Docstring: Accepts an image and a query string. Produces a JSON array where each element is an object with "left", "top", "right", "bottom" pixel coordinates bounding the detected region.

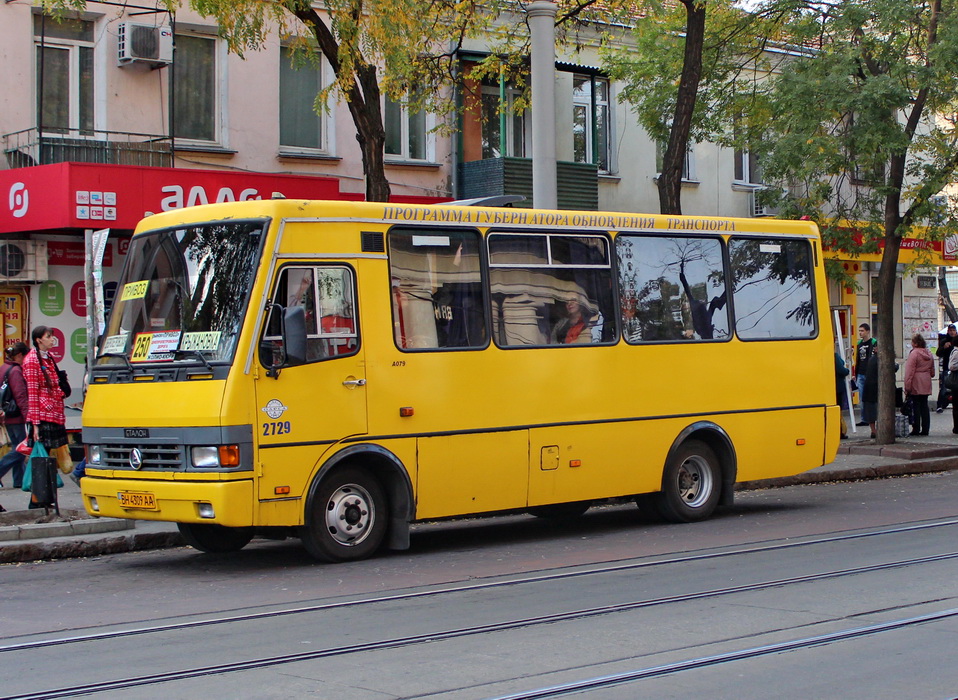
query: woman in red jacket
[
  {"left": 904, "top": 333, "right": 936, "bottom": 436},
  {"left": 22, "top": 326, "right": 67, "bottom": 508}
]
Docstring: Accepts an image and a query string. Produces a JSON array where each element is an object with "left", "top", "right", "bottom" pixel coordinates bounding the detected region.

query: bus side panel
[
  {"left": 415, "top": 431, "right": 528, "bottom": 519},
  {"left": 722, "top": 406, "right": 826, "bottom": 482},
  {"left": 528, "top": 423, "right": 665, "bottom": 506}
]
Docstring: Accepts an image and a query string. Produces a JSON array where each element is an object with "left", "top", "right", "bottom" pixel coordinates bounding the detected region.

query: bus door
[{"left": 255, "top": 264, "right": 367, "bottom": 501}]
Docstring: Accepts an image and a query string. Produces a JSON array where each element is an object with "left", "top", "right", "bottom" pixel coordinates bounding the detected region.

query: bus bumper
[{"left": 80, "top": 476, "right": 254, "bottom": 527}]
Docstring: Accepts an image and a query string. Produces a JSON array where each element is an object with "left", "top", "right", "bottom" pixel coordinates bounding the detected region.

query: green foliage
[
  {"left": 756, "top": 0, "right": 958, "bottom": 249},
  {"left": 600, "top": 0, "right": 788, "bottom": 149}
]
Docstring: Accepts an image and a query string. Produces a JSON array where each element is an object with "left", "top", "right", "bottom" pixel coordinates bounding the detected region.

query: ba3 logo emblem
[{"left": 261, "top": 399, "right": 292, "bottom": 436}]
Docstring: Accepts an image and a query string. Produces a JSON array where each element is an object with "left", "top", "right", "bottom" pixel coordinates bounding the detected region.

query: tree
[
  {"left": 757, "top": 0, "right": 958, "bottom": 443},
  {"left": 601, "top": 0, "right": 790, "bottom": 215},
  {"left": 43, "top": 0, "right": 500, "bottom": 202}
]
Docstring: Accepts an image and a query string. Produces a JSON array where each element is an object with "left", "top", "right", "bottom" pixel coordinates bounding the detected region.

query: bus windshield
[{"left": 96, "top": 219, "right": 267, "bottom": 367}]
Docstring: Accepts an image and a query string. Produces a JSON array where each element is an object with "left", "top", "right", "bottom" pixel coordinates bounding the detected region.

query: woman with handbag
[
  {"left": 903, "top": 334, "right": 935, "bottom": 436},
  {"left": 22, "top": 326, "right": 68, "bottom": 509},
  {"left": 0, "top": 342, "right": 30, "bottom": 488}
]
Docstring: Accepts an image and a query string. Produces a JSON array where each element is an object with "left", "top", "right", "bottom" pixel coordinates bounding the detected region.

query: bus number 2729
[{"left": 262, "top": 421, "right": 292, "bottom": 436}]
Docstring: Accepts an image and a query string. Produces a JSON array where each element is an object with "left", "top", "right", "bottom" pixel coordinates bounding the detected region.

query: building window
[
  {"left": 655, "top": 140, "right": 694, "bottom": 181},
  {"left": 481, "top": 84, "right": 526, "bottom": 159},
  {"left": 734, "top": 148, "right": 763, "bottom": 185},
  {"left": 279, "top": 46, "right": 325, "bottom": 150},
  {"left": 173, "top": 33, "right": 217, "bottom": 142},
  {"left": 34, "top": 14, "right": 94, "bottom": 134},
  {"left": 572, "top": 75, "right": 611, "bottom": 173},
  {"left": 385, "top": 96, "right": 428, "bottom": 161}
]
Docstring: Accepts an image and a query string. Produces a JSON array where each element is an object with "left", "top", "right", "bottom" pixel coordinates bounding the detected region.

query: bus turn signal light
[
  {"left": 796, "top": 439, "right": 806, "bottom": 446},
  {"left": 218, "top": 445, "right": 241, "bottom": 466},
  {"left": 274, "top": 486, "right": 290, "bottom": 495},
  {"left": 399, "top": 407, "right": 414, "bottom": 417}
]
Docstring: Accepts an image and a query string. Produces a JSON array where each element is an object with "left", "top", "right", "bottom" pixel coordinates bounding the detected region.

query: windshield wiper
[
  {"left": 98, "top": 352, "right": 133, "bottom": 371},
  {"left": 174, "top": 349, "right": 214, "bottom": 372}
]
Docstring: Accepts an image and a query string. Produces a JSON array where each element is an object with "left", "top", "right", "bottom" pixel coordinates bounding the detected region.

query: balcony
[
  {"left": 459, "top": 157, "right": 599, "bottom": 210},
  {"left": 2, "top": 128, "right": 172, "bottom": 169}
]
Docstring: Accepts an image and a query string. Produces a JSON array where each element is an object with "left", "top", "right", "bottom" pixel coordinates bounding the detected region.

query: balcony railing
[
  {"left": 459, "top": 157, "right": 599, "bottom": 210},
  {"left": 2, "top": 128, "right": 173, "bottom": 169}
]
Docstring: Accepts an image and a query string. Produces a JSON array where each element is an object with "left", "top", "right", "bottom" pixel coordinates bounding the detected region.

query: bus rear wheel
[
  {"left": 652, "top": 439, "right": 721, "bottom": 523},
  {"left": 301, "top": 467, "right": 388, "bottom": 562},
  {"left": 177, "top": 523, "right": 254, "bottom": 553}
]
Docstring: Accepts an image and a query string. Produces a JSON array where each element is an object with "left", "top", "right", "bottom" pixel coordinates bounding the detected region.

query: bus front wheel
[
  {"left": 653, "top": 439, "right": 721, "bottom": 523},
  {"left": 177, "top": 523, "right": 254, "bottom": 553},
  {"left": 301, "top": 467, "right": 388, "bottom": 562}
]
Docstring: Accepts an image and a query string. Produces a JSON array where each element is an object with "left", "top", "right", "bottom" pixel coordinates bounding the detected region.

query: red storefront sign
[{"left": 0, "top": 162, "right": 350, "bottom": 234}]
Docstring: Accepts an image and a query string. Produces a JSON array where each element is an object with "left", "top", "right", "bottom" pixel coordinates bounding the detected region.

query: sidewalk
[{"left": 3, "top": 406, "right": 958, "bottom": 564}]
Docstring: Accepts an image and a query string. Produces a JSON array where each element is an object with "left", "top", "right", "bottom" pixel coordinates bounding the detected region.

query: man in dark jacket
[
  {"left": 936, "top": 324, "right": 958, "bottom": 412},
  {"left": 854, "top": 323, "right": 877, "bottom": 425}
]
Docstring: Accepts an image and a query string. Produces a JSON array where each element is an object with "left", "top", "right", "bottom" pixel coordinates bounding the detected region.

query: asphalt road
[{"left": 2, "top": 472, "right": 958, "bottom": 699}]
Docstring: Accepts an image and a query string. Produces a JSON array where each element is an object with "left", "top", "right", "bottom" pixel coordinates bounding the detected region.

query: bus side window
[
  {"left": 489, "top": 232, "right": 616, "bottom": 347},
  {"left": 729, "top": 237, "right": 816, "bottom": 339},
  {"left": 388, "top": 229, "right": 486, "bottom": 350},
  {"left": 616, "top": 235, "right": 729, "bottom": 343},
  {"left": 260, "top": 265, "right": 359, "bottom": 366}
]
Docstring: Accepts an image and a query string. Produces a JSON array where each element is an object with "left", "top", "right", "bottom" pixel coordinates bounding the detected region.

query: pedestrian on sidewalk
[
  {"left": 854, "top": 323, "right": 877, "bottom": 426},
  {"left": 904, "top": 334, "right": 935, "bottom": 436},
  {"left": 835, "top": 352, "right": 851, "bottom": 438},
  {"left": 22, "top": 327, "right": 68, "bottom": 509},
  {"left": 936, "top": 324, "right": 957, "bottom": 413},
  {"left": 947, "top": 348, "right": 958, "bottom": 435},
  {"left": 0, "top": 342, "right": 30, "bottom": 489}
]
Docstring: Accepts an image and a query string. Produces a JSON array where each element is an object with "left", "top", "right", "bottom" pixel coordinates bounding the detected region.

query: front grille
[{"left": 101, "top": 443, "right": 184, "bottom": 470}]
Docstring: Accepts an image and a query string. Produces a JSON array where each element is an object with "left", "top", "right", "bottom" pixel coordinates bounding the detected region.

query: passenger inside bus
[{"left": 551, "top": 296, "right": 603, "bottom": 344}]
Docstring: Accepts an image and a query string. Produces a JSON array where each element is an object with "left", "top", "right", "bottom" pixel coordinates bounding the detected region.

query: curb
[
  {"left": 736, "top": 455, "right": 958, "bottom": 491},
  {"left": 0, "top": 528, "right": 184, "bottom": 564},
  {"left": 0, "top": 517, "right": 134, "bottom": 543}
]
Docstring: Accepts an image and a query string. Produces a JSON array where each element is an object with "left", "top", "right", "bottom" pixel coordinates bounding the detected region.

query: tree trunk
[
  {"left": 352, "top": 64, "right": 391, "bottom": 202},
  {"left": 657, "top": 0, "right": 706, "bottom": 216},
  {"left": 874, "top": 150, "right": 908, "bottom": 445},
  {"left": 939, "top": 267, "right": 958, "bottom": 323},
  {"left": 297, "top": 8, "right": 391, "bottom": 203}
]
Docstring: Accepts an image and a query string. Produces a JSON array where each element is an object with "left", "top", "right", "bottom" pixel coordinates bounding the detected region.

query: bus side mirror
[
  {"left": 263, "top": 303, "right": 307, "bottom": 378},
  {"left": 284, "top": 305, "right": 307, "bottom": 367}
]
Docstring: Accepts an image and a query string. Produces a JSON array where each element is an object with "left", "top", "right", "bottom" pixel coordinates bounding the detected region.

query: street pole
[{"left": 528, "top": 0, "right": 557, "bottom": 210}]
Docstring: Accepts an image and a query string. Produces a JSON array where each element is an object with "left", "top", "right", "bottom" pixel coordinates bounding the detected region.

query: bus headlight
[
  {"left": 191, "top": 446, "right": 220, "bottom": 467},
  {"left": 88, "top": 445, "right": 102, "bottom": 465}
]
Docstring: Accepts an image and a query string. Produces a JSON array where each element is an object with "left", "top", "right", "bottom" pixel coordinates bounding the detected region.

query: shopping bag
[
  {"left": 21, "top": 442, "right": 62, "bottom": 495},
  {"left": 16, "top": 438, "right": 32, "bottom": 456},
  {"left": 54, "top": 444, "right": 73, "bottom": 475}
]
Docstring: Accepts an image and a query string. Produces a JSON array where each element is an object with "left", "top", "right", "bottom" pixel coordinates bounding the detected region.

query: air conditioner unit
[
  {"left": 118, "top": 22, "right": 173, "bottom": 66},
  {"left": 0, "top": 241, "right": 48, "bottom": 283},
  {"left": 747, "top": 189, "right": 778, "bottom": 218}
]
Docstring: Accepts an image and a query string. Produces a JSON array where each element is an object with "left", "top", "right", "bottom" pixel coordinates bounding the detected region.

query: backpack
[{"left": 0, "top": 365, "right": 20, "bottom": 418}]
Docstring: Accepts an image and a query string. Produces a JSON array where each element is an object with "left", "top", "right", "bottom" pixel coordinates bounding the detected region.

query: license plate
[{"left": 117, "top": 491, "right": 157, "bottom": 510}]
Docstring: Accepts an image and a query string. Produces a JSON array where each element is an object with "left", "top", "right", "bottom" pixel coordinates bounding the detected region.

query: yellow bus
[{"left": 81, "top": 199, "right": 839, "bottom": 561}]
